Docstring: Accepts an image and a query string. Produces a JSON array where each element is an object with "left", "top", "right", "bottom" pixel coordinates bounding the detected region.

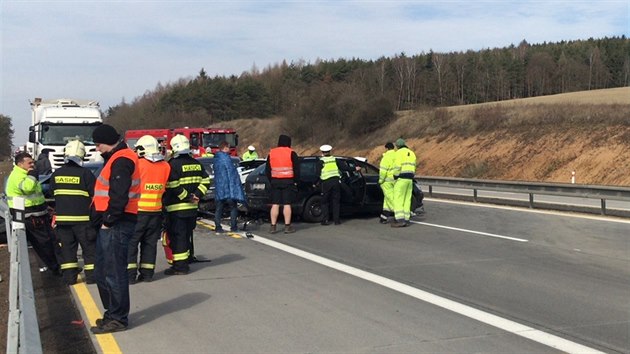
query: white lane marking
[
  {"left": 249, "top": 233, "right": 603, "bottom": 354},
  {"left": 426, "top": 198, "right": 630, "bottom": 224},
  {"left": 410, "top": 220, "right": 529, "bottom": 242}
]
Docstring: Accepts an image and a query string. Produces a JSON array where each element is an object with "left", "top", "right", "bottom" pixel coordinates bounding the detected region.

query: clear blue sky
[{"left": 1, "top": 0, "right": 628, "bottom": 146}]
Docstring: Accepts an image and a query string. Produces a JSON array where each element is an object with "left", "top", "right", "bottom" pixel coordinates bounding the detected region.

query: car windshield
[{"left": 40, "top": 123, "right": 101, "bottom": 145}]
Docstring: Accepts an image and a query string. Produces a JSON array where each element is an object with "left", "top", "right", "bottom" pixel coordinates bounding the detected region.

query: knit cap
[
  {"left": 92, "top": 124, "right": 120, "bottom": 145},
  {"left": 395, "top": 138, "right": 406, "bottom": 148}
]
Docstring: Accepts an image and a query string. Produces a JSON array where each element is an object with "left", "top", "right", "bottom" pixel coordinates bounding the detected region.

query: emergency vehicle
[{"left": 124, "top": 127, "right": 239, "bottom": 158}]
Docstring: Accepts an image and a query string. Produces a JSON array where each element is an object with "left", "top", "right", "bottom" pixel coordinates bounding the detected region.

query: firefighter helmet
[
  {"left": 64, "top": 140, "right": 85, "bottom": 165},
  {"left": 135, "top": 135, "right": 163, "bottom": 161},
  {"left": 170, "top": 134, "right": 191, "bottom": 157}
]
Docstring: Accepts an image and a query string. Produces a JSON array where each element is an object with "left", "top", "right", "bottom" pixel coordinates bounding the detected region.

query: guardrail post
[
  {"left": 601, "top": 199, "right": 607, "bottom": 215},
  {"left": 428, "top": 185, "right": 433, "bottom": 197},
  {"left": 473, "top": 189, "right": 478, "bottom": 202},
  {"left": 529, "top": 193, "right": 534, "bottom": 208}
]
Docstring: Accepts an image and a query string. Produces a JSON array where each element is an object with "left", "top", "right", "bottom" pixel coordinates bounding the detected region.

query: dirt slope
[{"left": 218, "top": 88, "right": 630, "bottom": 186}]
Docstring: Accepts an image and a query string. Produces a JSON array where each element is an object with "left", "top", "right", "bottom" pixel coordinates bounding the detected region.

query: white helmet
[
  {"left": 64, "top": 140, "right": 85, "bottom": 165},
  {"left": 170, "top": 134, "right": 191, "bottom": 157},
  {"left": 320, "top": 144, "right": 333, "bottom": 153},
  {"left": 135, "top": 135, "right": 163, "bottom": 161},
  {"left": 248, "top": 145, "right": 256, "bottom": 151}
]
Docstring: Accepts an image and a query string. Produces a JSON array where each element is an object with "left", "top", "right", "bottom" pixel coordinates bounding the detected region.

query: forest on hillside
[{"left": 106, "top": 36, "right": 629, "bottom": 142}]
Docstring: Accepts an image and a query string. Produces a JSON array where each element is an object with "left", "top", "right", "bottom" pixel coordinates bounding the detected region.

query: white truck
[{"left": 27, "top": 98, "right": 104, "bottom": 170}]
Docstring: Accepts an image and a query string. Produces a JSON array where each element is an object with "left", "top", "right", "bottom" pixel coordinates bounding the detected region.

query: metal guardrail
[
  {"left": 1, "top": 198, "right": 43, "bottom": 354},
  {"left": 416, "top": 176, "right": 630, "bottom": 216}
]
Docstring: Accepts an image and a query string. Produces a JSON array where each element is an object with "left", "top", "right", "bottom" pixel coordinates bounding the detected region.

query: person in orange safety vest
[
  {"left": 127, "top": 135, "right": 170, "bottom": 284},
  {"left": 90, "top": 124, "right": 141, "bottom": 335},
  {"left": 264, "top": 134, "right": 299, "bottom": 234}
]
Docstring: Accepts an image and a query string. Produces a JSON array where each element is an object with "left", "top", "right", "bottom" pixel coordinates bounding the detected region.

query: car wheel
[{"left": 302, "top": 195, "right": 324, "bottom": 223}]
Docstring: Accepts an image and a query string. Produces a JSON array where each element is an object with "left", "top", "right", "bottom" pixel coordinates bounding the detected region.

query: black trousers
[
  {"left": 321, "top": 178, "right": 341, "bottom": 223},
  {"left": 55, "top": 223, "right": 96, "bottom": 284},
  {"left": 25, "top": 214, "right": 60, "bottom": 271},
  {"left": 166, "top": 214, "right": 196, "bottom": 272},
  {"left": 128, "top": 213, "right": 163, "bottom": 278}
]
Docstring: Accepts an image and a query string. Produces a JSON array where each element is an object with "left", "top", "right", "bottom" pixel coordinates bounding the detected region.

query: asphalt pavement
[{"left": 65, "top": 199, "right": 628, "bottom": 353}]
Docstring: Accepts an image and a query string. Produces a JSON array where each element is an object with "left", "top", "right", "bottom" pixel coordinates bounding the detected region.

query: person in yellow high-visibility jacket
[
  {"left": 391, "top": 138, "right": 416, "bottom": 227},
  {"left": 378, "top": 142, "right": 396, "bottom": 224}
]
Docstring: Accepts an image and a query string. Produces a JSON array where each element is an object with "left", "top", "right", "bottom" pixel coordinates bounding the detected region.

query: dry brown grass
[{"left": 221, "top": 88, "right": 630, "bottom": 185}]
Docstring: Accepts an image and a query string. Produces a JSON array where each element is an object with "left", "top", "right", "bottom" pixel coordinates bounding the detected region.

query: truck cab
[{"left": 27, "top": 98, "right": 104, "bottom": 170}]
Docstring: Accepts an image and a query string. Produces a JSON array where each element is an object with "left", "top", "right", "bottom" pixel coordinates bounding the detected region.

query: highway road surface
[{"left": 72, "top": 198, "right": 629, "bottom": 353}]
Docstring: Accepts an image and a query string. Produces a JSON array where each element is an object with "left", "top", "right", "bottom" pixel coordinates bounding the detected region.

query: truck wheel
[{"left": 302, "top": 195, "right": 324, "bottom": 223}]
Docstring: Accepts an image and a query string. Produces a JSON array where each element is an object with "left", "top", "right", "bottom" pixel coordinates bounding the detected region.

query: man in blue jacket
[{"left": 213, "top": 141, "right": 245, "bottom": 233}]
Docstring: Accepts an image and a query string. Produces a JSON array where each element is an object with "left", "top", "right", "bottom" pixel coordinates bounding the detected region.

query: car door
[{"left": 339, "top": 158, "right": 366, "bottom": 206}]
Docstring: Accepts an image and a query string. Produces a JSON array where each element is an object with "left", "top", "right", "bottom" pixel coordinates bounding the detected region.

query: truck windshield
[
  {"left": 203, "top": 133, "right": 236, "bottom": 148},
  {"left": 40, "top": 123, "right": 101, "bottom": 145}
]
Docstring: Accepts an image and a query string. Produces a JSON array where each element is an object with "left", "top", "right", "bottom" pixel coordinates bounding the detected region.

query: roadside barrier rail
[
  {"left": 416, "top": 176, "right": 630, "bottom": 216},
  {"left": 1, "top": 197, "right": 43, "bottom": 354}
]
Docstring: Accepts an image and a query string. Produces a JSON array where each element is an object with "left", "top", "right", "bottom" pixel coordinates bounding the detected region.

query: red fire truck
[{"left": 124, "top": 127, "right": 239, "bottom": 157}]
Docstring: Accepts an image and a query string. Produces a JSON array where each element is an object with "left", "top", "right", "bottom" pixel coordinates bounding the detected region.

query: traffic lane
[
  {"left": 83, "top": 225, "right": 557, "bottom": 353},
  {"left": 266, "top": 204, "right": 628, "bottom": 353},
  {"left": 423, "top": 198, "right": 630, "bottom": 261}
]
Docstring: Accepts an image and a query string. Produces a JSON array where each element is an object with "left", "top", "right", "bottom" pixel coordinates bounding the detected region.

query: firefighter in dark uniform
[
  {"left": 315, "top": 144, "right": 361, "bottom": 225},
  {"left": 50, "top": 140, "right": 97, "bottom": 285},
  {"left": 127, "top": 135, "right": 170, "bottom": 283},
  {"left": 163, "top": 134, "right": 210, "bottom": 275}
]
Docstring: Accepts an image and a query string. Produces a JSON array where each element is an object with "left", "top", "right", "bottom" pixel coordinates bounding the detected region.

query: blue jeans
[
  {"left": 95, "top": 220, "right": 135, "bottom": 326},
  {"left": 215, "top": 199, "right": 238, "bottom": 231}
]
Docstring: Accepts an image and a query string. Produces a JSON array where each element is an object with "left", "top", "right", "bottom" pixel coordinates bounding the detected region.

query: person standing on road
[
  {"left": 242, "top": 145, "right": 258, "bottom": 161},
  {"left": 50, "top": 140, "right": 97, "bottom": 285},
  {"left": 391, "top": 138, "right": 416, "bottom": 228},
  {"left": 265, "top": 134, "right": 299, "bottom": 234},
  {"left": 213, "top": 141, "right": 246, "bottom": 233},
  {"left": 163, "top": 134, "right": 210, "bottom": 275},
  {"left": 378, "top": 142, "right": 396, "bottom": 224},
  {"left": 127, "top": 135, "right": 170, "bottom": 284},
  {"left": 315, "top": 144, "right": 361, "bottom": 226},
  {"left": 5, "top": 152, "right": 60, "bottom": 275},
  {"left": 90, "top": 124, "right": 141, "bottom": 334}
]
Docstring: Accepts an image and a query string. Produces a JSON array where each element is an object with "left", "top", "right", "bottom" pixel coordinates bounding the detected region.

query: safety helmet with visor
[
  {"left": 170, "top": 134, "right": 191, "bottom": 157},
  {"left": 135, "top": 135, "right": 164, "bottom": 161},
  {"left": 64, "top": 140, "right": 85, "bottom": 166}
]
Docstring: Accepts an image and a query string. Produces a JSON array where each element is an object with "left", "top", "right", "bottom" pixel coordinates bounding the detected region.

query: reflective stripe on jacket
[
  {"left": 93, "top": 148, "right": 141, "bottom": 214},
  {"left": 5, "top": 165, "right": 46, "bottom": 216},
  {"left": 392, "top": 147, "right": 417, "bottom": 179},
  {"left": 51, "top": 164, "right": 95, "bottom": 224},
  {"left": 320, "top": 156, "right": 341, "bottom": 180},
  {"left": 269, "top": 147, "right": 294, "bottom": 179},
  {"left": 379, "top": 150, "right": 396, "bottom": 184},
  {"left": 137, "top": 158, "right": 170, "bottom": 212},
  {"left": 164, "top": 155, "right": 210, "bottom": 213}
]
